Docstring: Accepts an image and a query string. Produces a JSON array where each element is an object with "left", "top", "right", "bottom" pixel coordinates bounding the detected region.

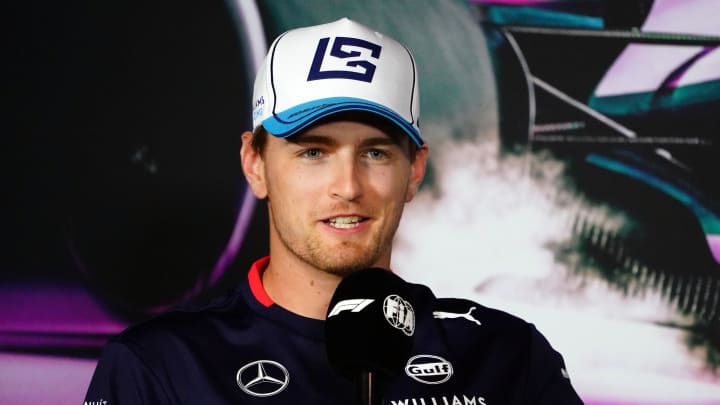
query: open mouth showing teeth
[{"left": 326, "top": 216, "right": 365, "bottom": 229}]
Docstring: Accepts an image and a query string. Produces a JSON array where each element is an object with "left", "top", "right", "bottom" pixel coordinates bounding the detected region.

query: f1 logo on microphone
[
  {"left": 328, "top": 299, "right": 374, "bottom": 318},
  {"left": 307, "top": 36, "right": 382, "bottom": 83}
]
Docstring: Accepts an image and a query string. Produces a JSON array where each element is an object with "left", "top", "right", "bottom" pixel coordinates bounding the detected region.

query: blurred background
[{"left": 4, "top": 0, "right": 719, "bottom": 403}]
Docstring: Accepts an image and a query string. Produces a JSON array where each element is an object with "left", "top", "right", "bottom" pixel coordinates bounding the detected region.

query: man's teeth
[{"left": 328, "top": 216, "right": 362, "bottom": 229}]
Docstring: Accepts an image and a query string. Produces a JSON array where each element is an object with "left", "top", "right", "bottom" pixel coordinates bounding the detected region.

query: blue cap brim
[{"left": 262, "top": 97, "right": 423, "bottom": 147}]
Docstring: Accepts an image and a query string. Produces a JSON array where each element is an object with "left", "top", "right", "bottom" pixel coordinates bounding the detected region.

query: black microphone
[{"left": 325, "top": 268, "right": 416, "bottom": 405}]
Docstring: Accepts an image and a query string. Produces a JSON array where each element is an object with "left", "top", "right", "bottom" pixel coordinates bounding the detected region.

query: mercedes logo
[{"left": 236, "top": 360, "right": 290, "bottom": 397}]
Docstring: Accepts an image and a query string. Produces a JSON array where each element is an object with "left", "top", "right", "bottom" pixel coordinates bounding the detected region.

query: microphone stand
[{"left": 358, "top": 371, "right": 382, "bottom": 405}]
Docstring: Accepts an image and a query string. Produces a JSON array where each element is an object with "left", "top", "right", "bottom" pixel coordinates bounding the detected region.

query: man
[{"left": 84, "top": 17, "right": 583, "bottom": 404}]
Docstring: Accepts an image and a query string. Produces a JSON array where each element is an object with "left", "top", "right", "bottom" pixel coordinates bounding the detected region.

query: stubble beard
[{"left": 269, "top": 205, "right": 395, "bottom": 278}]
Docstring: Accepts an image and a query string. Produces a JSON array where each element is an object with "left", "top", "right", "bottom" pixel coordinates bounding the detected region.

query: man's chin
[
  {"left": 286, "top": 234, "right": 387, "bottom": 276},
  {"left": 310, "top": 249, "right": 381, "bottom": 277},
  {"left": 316, "top": 258, "right": 374, "bottom": 276}
]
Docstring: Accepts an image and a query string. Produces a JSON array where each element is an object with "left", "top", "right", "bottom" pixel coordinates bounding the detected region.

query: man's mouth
[{"left": 325, "top": 216, "right": 365, "bottom": 229}]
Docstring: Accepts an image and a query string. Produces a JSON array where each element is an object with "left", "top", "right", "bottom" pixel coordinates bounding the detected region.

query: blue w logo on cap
[{"left": 307, "top": 37, "right": 382, "bottom": 83}]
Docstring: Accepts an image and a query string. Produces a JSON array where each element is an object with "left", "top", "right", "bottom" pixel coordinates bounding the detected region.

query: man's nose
[{"left": 328, "top": 157, "right": 362, "bottom": 202}]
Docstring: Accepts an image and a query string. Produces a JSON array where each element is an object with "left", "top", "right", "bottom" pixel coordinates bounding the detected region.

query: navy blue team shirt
[{"left": 84, "top": 257, "right": 584, "bottom": 404}]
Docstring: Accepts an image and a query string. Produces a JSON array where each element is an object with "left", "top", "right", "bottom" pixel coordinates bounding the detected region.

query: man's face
[{"left": 242, "top": 117, "right": 427, "bottom": 277}]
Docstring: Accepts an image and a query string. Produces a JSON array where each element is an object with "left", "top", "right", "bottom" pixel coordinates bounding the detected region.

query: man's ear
[
  {"left": 405, "top": 145, "right": 429, "bottom": 202},
  {"left": 240, "top": 131, "right": 268, "bottom": 199}
]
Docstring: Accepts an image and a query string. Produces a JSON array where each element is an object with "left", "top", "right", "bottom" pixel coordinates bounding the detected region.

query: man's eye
[
  {"left": 302, "top": 149, "right": 323, "bottom": 159},
  {"left": 366, "top": 149, "right": 389, "bottom": 159}
]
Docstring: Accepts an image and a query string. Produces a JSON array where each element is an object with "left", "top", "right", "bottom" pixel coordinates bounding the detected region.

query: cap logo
[{"left": 307, "top": 37, "right": 382, "bottom": 83}]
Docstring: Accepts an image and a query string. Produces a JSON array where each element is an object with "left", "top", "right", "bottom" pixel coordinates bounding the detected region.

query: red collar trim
[{"left": 248, "top": 256, "right": 274, "bottom": 307}]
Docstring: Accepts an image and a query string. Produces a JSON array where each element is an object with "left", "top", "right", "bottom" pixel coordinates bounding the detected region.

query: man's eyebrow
[
  {"left": 359, "top": 136, "right": 399, "bottom": 148},
  {"left": 288, "top": 134, "right": 338, "bottom": 146},
  {"left": 288, "top": 134, "right": 400, "bottom": 148}
]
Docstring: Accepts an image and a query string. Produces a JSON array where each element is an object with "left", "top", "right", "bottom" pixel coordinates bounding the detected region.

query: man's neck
[{"left": 261, "top": 258, "right": 342, "bottom": 320}]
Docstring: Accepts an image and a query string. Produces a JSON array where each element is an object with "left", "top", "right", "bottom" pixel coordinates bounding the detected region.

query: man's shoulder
[
  {"left": 412, "top": 290, "right": 561, "bottom": 372},
  {"left": 409, "top": 284, "right": 539, "bottom": 352},
  {"left": 407, "top": 282, "right": 531, "bottom": 332},
  {"left": 433, "top": 296, "right": 530, "bottom": 330},
  {"left": 113, "top": 286, "right": 250, "bottom": 350}
]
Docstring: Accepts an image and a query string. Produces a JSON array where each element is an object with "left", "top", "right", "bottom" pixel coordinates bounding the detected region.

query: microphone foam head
[{"left": 325, "top": 268, "right": 415, "bottom": 377}]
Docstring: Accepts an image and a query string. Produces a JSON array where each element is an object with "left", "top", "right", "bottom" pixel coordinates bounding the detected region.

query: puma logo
[{"left": 433, "top": 307, "right": 482, "bottom": 326}]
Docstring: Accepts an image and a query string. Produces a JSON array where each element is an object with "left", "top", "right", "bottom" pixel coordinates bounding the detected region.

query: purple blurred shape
[
  {"left": 0, "top": 352, "right": 97, "bottom": 405},
  {"left": 0, "top": 283, "right": 126, "bottom": 350},
  {"left": 708, "top": 235, "right": 720, "bottom": 264}
]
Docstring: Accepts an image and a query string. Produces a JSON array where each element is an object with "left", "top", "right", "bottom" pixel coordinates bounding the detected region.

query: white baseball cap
[{"left": 251, "top": 17, "right": 423, "bottom": 146}]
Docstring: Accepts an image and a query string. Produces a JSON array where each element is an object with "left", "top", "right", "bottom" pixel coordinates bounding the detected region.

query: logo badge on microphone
[
  {"left": 383, "top": 294, "right": 415, "bottom": 336},
  {"left": 327, "top": 299, "right": 374, "bottom": 318}
]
